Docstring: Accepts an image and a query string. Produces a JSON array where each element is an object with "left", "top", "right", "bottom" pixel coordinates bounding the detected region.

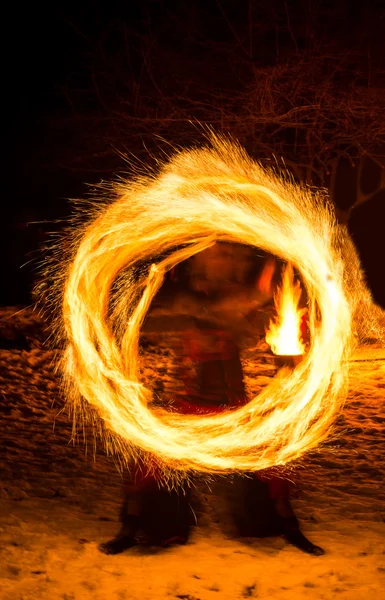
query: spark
[{"left": 44, "top": 135, "right": 385, "bottom": 482}]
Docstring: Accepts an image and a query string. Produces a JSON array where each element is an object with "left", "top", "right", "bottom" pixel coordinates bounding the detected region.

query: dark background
[{"left": 3, "top": 1, "right": 385, "bottom": 307}]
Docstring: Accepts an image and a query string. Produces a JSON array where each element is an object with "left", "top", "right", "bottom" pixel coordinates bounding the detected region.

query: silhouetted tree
[{"left": 41, "top": 1, "right": 385, "bottom": 221}]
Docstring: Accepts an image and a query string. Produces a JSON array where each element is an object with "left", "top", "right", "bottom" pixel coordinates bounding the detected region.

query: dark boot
[
  {"left": 275, "top": 498, "right": 325, "bottom": 556},
  {"left": 98, "top": 514, "right": 139, "bottom": 555},
  {"left": 280, "top": 515, "right": 325, "bottom": 555}
]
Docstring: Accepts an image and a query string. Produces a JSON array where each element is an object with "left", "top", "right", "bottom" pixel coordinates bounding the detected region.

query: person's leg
[
  {"left": 222, "top": 353, "right": 247, "bottom": 407},
  {"left": 99, "top": 468, "right": 192, "bottom": 554},
  {"left": 257, "top": 472, "right": 325, "bottom": 556},
  {"left": 98, "top": 472, "right": 150, "bottom": 555},
  {"left": 140, "top": 482, "right": 192, "bottom": 547}
]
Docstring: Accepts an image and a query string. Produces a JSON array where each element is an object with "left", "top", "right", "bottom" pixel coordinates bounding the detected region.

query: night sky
[{"left": 3, "top": 1, "right": 385, "bottom": 306}]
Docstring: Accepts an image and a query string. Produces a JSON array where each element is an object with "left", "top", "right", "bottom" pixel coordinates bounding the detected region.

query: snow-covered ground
[{"left": 0, "top": 307, "right": 384, "bottom": 600}]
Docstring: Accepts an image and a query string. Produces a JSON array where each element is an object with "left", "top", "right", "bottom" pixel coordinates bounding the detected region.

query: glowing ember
[
  {"left": 266, "top": 264, "right": 306, "bottom": 356},
  {"left": 43, "top": 135, "right": 385, "bottom": 483}
]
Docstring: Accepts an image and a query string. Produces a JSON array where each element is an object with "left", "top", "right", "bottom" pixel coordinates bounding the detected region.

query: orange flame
[{"left": 266, "top": 264, "right": 306, "bottom": 356}]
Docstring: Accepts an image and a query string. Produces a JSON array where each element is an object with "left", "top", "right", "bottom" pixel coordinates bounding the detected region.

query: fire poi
[{"left": 51, "top": 135, "right": 384, "bottom": 481}]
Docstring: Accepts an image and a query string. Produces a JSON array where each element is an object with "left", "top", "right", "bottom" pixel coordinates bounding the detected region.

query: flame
[
  {"left": 266, "top": 264, "right": 306, "bottom": 356},
  {"left": 42, "top": 135, "right": 385, "bottom": 485}
]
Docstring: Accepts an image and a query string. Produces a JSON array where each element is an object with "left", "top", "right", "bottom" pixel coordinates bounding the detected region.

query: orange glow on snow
[
  {"left": 47, "top": 135, "right": 385, "bottom": 483},
  {"left": 266, "top": 264, "right": 306, "bottom": 356}
]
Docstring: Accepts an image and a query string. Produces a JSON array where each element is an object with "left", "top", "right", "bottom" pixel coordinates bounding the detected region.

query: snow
[{"left": 0, "top": 307, "right": 384, "bottom": 600}]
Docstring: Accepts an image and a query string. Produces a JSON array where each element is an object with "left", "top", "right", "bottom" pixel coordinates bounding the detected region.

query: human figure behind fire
[{"left": 99, "top": 243, "right": 324, "bottom": 556}]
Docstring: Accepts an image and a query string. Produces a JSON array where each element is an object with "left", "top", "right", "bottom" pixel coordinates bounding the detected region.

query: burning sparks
[
  {"left": 266, "top": 264, "right": 306, "bottom": 356},
  {"left": 45, "top": 136, "right": 385, "bottom": 482}
]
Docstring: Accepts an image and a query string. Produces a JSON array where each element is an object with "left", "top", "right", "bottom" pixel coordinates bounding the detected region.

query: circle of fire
[{"left": 59, "top": 136, "right": 383, "bottom": 476}]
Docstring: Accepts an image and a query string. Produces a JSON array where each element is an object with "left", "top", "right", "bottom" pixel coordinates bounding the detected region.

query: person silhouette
[{"left": 99, "top": 244, "right": 324, "bottom": 556}]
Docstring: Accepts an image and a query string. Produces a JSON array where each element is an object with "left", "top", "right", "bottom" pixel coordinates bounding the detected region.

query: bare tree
[{"left": 43, "top": 1, "right": 385, "bottom": 221}]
